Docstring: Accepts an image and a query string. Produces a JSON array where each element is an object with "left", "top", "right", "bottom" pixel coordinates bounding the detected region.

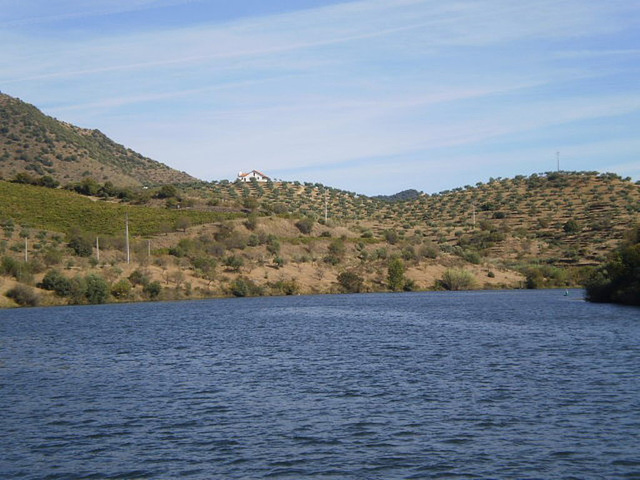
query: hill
[
  {"left": 1, "top": 170, "right": 639, "bottom": 307},
  {"left": 373, "top": 189, "right": 423, "bottom": 203},
  {"left": 0, "top": 93, "right": 198, "bottom": 186}
]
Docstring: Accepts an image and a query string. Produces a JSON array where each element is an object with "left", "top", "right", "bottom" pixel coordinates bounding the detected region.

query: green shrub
[
  {"left": 295, "top": 217, "right": 315, "bottom": 235},
  {"left": 111, "top": 279, "right": 132, "bottom": 299},
  {"left": 40, "top": 270, "right": 72, "bottom": 296},
  {"left": 143, "top": 281, "right": 162, "bottom": 299},
  {"left": 230, "top": 277, "right": 262, "bottom": 297},
  {"left": 585, "top": 229, "right": 640, "bottom": 305},
  {"left": 6, "top": 284, "right": 40, "bottom": 306},
  {"left": 337, "top": 271, "right": 364, "bottom": 293},
  {"left": 270, "top": 279, "right": 299, "bottom": 295},
  {"left": 244, "top": 214, "right": 259, "bottom": 231},
  {"left": 383, "top": 229, "right": 399, "bottom": 245},
  {"left": 563, "top": 219, "right": 581, "bottom": 233},
  {"left": 68, "top": 234, "right": 93, "bottom": 257},
  {"left": 0, "top": 256, "right": 33, "bottom": 283},
  {"left": 387, "top": 258, "right": 405, "bottom": 292},
  {"left": 85, "top": 274, "right": 109, "bottom": 304},
  {"left": 224, "top": 255, "right": 244, "bottom": 272},
  {"left": 439, "top": 268, "right": 475, "bottom": 291},
  {"left": 128, "top": 269, "right": 150, "bottom": 286}
]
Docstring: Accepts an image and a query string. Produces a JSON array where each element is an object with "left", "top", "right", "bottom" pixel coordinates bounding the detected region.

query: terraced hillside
[
  {"left": 194, "top": 171, "right": 640, "bottom": 266},
  {"left": 1, "top": 171, "right": 638, "bottom": 307}
]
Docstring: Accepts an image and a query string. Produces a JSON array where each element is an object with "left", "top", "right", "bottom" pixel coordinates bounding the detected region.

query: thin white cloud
[
  {"left": 1, "top": 0, "right": 638, "bottom": 193},
  {"left": 0, "top": 0, "right": 201, "bottom": 27}
]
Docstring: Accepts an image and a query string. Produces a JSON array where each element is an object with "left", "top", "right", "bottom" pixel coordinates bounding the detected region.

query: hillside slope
[
  {"left": 0, "top": 93, "right": 198, "bottom": 186},
  {"left": 1, "top": 171, "right": 639, "bottom": 307}
]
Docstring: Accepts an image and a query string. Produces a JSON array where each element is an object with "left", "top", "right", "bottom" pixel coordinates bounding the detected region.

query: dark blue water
[{"left": 1, "top": 290, "right": 639, "bottom": 479}]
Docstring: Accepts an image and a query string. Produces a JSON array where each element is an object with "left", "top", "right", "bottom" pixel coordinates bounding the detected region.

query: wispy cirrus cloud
[
  {"left": 1, "top": 0, "right": 638, "bottom": 194},
  {"left": 0, "top": 0, "right": 200, "bottom": 27}
]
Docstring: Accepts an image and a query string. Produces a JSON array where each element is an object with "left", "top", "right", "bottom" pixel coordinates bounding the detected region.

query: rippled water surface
[{"left": 1, "top": 290, "right": 639, "bottom": 479}]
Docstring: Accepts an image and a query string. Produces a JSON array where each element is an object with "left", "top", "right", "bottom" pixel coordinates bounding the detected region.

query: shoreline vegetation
[
  {"left": 584, "top": 225, "right": 640, "bottom": 306},
  {"left": 1, "top": 172, "right": 639, "bottom": 309}
]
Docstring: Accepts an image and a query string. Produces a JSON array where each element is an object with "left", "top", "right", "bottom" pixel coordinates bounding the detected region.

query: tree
[
  {"left": 337, "top": 271, "right": 364, "bottom": 293},
  {"left": 439, "top": 268, "right": 475, "bottom": 291},
  {"left": 143, "top": 281, "right": 162, "bottom": 299},
  {"left": 155, "top": 184, "right": 178, "bottom": 199},
  {"left": 68, "top": 233, "right": 93, "bottom": 257},
  {"left": 111, "top": 279, "right": 132, "bottom": 299},
  {"left": 387, "top": 258, "right": 405, "bottom": 292},
  {"left": 563, "top": 219, "right": 581, "bottom": 233},
  {"left": 6, "top": 285, "right": 40, "bottom": 306},
  {"left": 85, "top": 274, "right": 109, "bottom": 304},
  {"left": 230, "top": 277, "right": 262, "bottom": 297},
  {"left": 224, "top": 255, "right": 244, "bottom": 272},
  {"left": 175, "top": 217, "right": 191, "bottom": 232},
  {"left": 40, "top": 269, "right": 72, "bottom": 297},
  {"left": 585, "top": 225, "right": 640, "bottom": 305},
  {"left": 383, "top": 229, "right": 399, "bottom": 245},
  {"left": 295, "top": 217, "right": 315, "bottom": 235}
]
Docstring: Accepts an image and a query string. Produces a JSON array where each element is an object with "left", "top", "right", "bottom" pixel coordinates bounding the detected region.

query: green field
[{"left": 0, "top": 181, "right": 236, "bottom": 236}]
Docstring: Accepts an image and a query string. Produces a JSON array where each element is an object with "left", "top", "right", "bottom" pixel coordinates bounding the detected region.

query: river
[{"left": 1, "top": 290, "right": 639, "bottom": 479}]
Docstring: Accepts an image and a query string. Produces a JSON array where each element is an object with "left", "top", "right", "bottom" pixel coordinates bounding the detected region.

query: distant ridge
[
  {"left": 0, "top": 92, "right": 199, "bottom": 186},
  {"left": 373, "top": 189, "right": 422, "bottom": 203}
]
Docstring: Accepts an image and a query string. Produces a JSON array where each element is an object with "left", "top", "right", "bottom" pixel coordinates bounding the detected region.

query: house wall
[{"left": 238, "top": 171, "right": 269, "bottom": 182}]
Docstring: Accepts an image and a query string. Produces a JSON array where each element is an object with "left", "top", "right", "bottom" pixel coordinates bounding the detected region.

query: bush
[
  {"left": 419, "top": 243, "right": 439, "bottom": 259},
  {"left": 40, "top": 269, "right": 72, "bottom": 297},
  {"left": 270, "top": 279, "right": 299, "bottom": 295},
  {"left": 387, "top": 258, "right": 405, "bottom": 292},
  {"left": 244, "top": 214, "right": 259, "bottom": 231},
  {"left": 0, "top": 256, "right": 33, "bottom": 283},
  {"left": 85, "top": 274, "right": 109, "bottom": 304},
  {"left": 295, "top": 217, "right": 315, "bottom": 235},
  {"left": 143, "top": 281, "right": 162, "bottom": 299},
  {"left": 128, "top": 269, "right": 150, "bottom": 286},
  {"left": 155, "top": 185, "right": 179, "bottom": 199},
  {"left": 224, "top": 255, "right": 244, "bottom": 272},
  {"left": 439, "top": 268, "right": 475, "bottom": 291},
  {"left": 337, "top": 271, "right": 364, "bottom": 293},
  {"left": 585, "top": 229, "right": 640, "bottom": 305},
  {"left": 1, "top": 256, "right": 21, "bottom": 278},
  {"left": 563, "top": 219, "right": 581, "bottom": 233},
  {"left": 6, "top": 284, "right": 40, "bottom": 306},
  {"left": 383, "top": 230, "right": 399, "bottom": 245},
  {"left": 68, "top": 234, "right": 93, "bottom": 257},
  {"left": 111, "top": 279, "right": 132, "bottom": 299},
  {"left": 230, "top": 277, "right": 263, "bottom": 297}
]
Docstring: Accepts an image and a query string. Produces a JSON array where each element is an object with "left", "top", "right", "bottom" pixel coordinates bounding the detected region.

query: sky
[{"left": 1, "top": 0, "right": 639, "bottom": 195}]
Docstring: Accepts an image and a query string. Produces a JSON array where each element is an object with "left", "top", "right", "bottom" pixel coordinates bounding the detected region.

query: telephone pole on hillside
[{"left": 125, "top": 214, "right": 130, "bottom": 264}]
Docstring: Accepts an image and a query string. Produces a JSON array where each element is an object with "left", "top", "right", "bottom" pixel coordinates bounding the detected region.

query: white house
[{"left": 237, "top": 170, "right": 270, "bottom": 182}]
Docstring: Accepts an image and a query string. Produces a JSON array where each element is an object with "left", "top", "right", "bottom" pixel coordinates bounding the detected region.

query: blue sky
[{"left": 1, "top": 0, "right": 639, "bottom": 195}]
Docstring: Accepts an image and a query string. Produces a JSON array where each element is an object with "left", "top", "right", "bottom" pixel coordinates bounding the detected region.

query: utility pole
[
  {"left": 472, "top": 203, "right": 476, "bottom": 230},
  {"left": 324, "top": 190, "right": 328, "bottom": 224},
  {"left": 24, "top": 237, "right": 28, "bottom": 262},
  {"left": 125, "top": 213, "right": 130, "bottom": 265},
  {"left": 148, "top": 239, "right": 151, "bottom": 258}
]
